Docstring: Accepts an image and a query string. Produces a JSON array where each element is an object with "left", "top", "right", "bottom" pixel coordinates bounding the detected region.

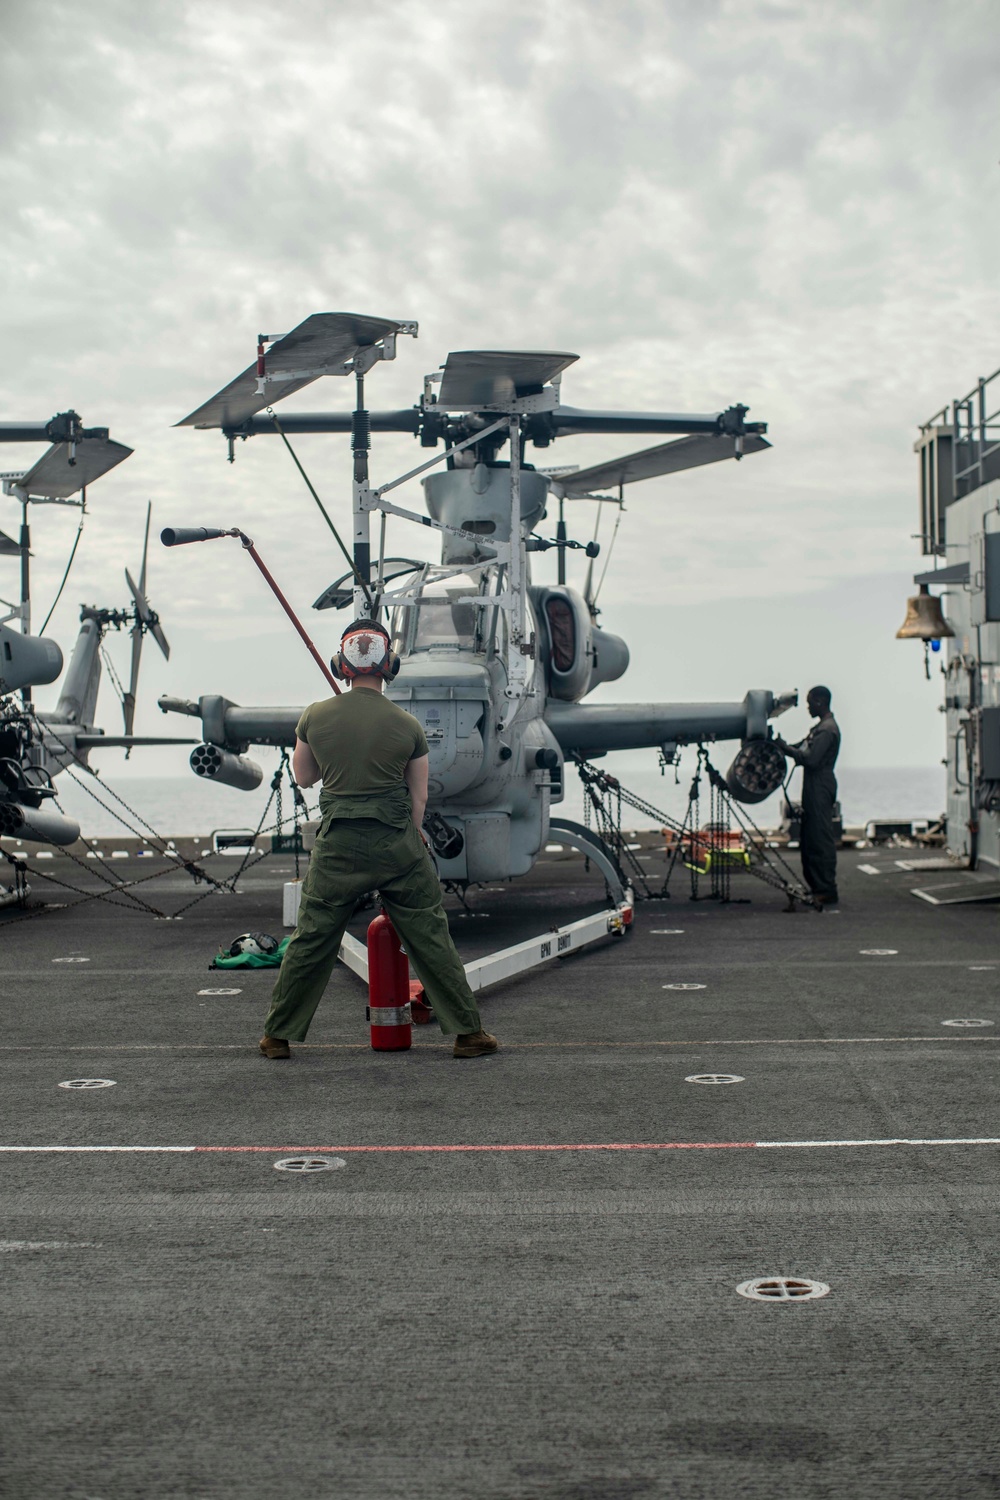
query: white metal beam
[{"left": 334, "top": 898, "right": 634, "bottom": 995}]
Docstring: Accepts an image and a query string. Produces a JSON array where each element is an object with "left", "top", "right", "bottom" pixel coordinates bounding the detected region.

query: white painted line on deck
[
  {"left": 858, "top": 864, "right": 881, "bottom": 875},
  {"left": 755, "top": 1138, "right": 1000, "bottom": 1149},
  {"left": 0, "top": 1241, "right": 102, "bottom": 1250},
  {"left": 0, "top": 1145, "right": 195, "bottom": 1152}
]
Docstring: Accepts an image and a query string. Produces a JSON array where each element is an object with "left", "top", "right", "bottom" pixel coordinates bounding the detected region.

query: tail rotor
[{"left": 122, "top": 503, "right": 171, "bottom": 736}]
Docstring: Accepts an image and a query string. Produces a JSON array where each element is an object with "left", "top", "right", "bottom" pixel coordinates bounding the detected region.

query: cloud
[{"left": 1, "top": 0, "right": 997, "bottom": 761}]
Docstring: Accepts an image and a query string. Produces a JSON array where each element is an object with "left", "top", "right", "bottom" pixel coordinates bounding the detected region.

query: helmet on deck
[{"left": 228, "top": 931, "right": 280, "bottom": 958}]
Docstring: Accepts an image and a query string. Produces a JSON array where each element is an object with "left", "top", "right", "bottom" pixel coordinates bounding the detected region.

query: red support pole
[{"left": 241, "top": 538, "right": 341, "bottom": 694}]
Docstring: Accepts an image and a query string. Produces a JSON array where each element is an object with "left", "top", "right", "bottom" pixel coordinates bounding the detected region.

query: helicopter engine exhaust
[
  {"left": 190, "top": 743, "right": 263, "bottom": 791},
  {"left": 0, "top": 801, "right": 81, "bottom": 845}
]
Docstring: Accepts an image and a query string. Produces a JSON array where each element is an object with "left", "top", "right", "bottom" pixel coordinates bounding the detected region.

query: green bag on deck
[{"left": 212, "top": 937, "right": 291, "bottom": 969}]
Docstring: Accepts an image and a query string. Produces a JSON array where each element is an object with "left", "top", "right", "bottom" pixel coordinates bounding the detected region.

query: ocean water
[{"left": 51, "top": 753, "right": 946, "bottom": 841}]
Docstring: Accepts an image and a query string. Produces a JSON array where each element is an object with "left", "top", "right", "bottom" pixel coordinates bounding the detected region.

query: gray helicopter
[
  {"left": 0, "top": 413, "right": 194, "bottom": 847},
  {"left": 160, "top": 313, "right": 794, "bottom": 892}
]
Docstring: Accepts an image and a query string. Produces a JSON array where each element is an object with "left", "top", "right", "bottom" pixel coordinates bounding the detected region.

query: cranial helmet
[
  {"left": 332, "top": 618, "right": 401, "bottom": 681},
  {"left": 229, "top": 931, "right": 280, "bottom": 957}
]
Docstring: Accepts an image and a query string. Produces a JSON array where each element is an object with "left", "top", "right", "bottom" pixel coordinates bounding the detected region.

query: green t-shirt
[{"left": 297, "top": 689, "right": 428, "bottom": 799}]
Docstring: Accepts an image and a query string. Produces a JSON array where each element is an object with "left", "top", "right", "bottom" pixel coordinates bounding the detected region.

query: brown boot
[
  {"left": 453, "top": 1029, "right": 499, "bottom": 1059},
  {"left": 259, "top": 1035, "right": 290, "bottom": 1060}
]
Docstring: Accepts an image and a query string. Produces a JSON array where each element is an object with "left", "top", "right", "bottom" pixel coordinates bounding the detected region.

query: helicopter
[
  {"left": 0, "top": 413, "right": 195, "bottom": 846},
  {"left": 159, "top": 313, "right": 795, "bottom": 894}
]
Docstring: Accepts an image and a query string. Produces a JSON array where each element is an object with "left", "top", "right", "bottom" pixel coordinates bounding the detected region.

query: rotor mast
[{"left": 351, "top": 369, "right": 371, "bottom": 618}]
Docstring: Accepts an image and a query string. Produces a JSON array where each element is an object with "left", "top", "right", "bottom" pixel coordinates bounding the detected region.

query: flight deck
[{"left": 1, "top": 841, "right": 998, "bottom": 1499}]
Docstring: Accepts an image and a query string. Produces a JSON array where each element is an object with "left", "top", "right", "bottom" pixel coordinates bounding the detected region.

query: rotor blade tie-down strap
[
  {"left": 266, "top": 408, "right": 372, "bottom": 605},
  {"left": 39, "top": 491, "right": 87, "bottom": 636}
]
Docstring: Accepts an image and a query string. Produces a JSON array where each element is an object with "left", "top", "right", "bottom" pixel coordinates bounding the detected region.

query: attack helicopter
[
  {"left": 0, "top": 412, "right": 194, "bottom": 846},
  {"left": 160, "top": 312, "right": 794, "bottom": 893}
]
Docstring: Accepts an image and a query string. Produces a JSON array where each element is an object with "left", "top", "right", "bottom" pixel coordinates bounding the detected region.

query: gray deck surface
[{"left": 1, "top": 841, "right": 998, "bottom": 1499}]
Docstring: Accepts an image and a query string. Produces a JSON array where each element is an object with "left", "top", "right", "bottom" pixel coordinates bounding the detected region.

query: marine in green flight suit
[{"left": 260, "top": 619, "right": 498, "bottom": 1060}]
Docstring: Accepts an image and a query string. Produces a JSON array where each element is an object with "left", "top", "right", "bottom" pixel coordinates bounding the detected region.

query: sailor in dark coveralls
[{"left": 775, "top": 686, "right": 841, "bottom": 906}]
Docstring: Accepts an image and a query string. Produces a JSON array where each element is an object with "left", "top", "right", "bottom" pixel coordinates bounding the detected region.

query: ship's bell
[{"left": 895, "top": 584, "right": 954, "bottom": 641}]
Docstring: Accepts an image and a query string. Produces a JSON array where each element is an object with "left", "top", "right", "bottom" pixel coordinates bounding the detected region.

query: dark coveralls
[
  {"left": 785, "top": 713, "right": 841, "bottom": 903},
  {"left": 262, "top": 784, "right": 484, "bottom": 1042}
]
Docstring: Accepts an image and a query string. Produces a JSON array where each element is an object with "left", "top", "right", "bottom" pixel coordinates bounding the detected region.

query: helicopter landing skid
[{"left": 336, "top": 890, "right": 635, "bottom": 1000}]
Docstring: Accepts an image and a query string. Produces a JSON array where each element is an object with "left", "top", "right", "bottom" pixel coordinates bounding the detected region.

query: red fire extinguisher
[{"left": 366, "top": 909, "right": 412, "bottom": 1051}]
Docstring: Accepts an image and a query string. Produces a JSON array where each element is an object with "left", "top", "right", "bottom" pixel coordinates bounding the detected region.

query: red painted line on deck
[
  {"left": 194, "top": 1141, "right": 759, "bottom": 1153},
  {"left": 5, "top": 1036, "right": 1000, "bottom": 1052}
]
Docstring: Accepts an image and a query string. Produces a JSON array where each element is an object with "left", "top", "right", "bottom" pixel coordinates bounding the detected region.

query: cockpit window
[{"left": 413, "top": 594, "right": 477, "bottom": 651}]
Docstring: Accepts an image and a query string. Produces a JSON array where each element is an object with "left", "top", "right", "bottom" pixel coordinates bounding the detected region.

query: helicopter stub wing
[
  {"left": 545, "top": 692, "right": 780, "bottom": 756},
  {"left": 176, "top": 312, "right": 404, "bottom": 429},
  {"left": 11, "top": 437, "right": 133, "bottom": 498},
  {"left": 554, "top": 432, "right": 771, "bottom": 498},
  {"left": 437, "top": 351, "right": 578, "bottom": 409}
]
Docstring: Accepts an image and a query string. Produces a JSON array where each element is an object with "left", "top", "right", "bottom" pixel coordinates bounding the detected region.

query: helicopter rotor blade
[
  {"left": 125, "top": 567, "right": 150, "bottom": 624},
  {"left": 583, "top": 553, "right": 597, "bottom": 608},
  {"left": 138, "top": 501, "right": 151, "bottom": 596},
  {"left": 230, "top": 410, "right": 420, "bottom": 437},
  {"left": 549, "top": 407, "right": 723, "bottom": 437},
  {"left": 150, "top": 619, "right": 171, "bottom": 659},
  {"left": 12, "top": 437, "right": 133, "bottom": 499},
  {"left": 436, "top": 350, "right": 578, "bottom": 410},
  {"left": 176, "top": 312, "right": 407, "bottom": 429},
  {"left": 123, "top": 622, "right": 143, "bottom": 738},
  {"left": 552, "top": 433, "right": 771, "bottom": 499},
  {"left": 125, "top": 567, "right": 171, "bottom": 660}
]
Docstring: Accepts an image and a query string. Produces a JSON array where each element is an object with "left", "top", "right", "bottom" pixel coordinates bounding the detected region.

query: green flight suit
[{"left": 263, "top": 784, "right": 484, "bottom": 1042}]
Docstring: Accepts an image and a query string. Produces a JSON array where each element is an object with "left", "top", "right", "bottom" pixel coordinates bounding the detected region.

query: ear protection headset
[{"left": 331, "top": 618, "right": 401, "bottom": 681}]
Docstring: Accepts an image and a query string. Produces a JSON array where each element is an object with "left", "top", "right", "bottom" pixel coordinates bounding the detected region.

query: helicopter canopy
[{"left": 392, "top": 574, "right": 482, "bottom": 657}]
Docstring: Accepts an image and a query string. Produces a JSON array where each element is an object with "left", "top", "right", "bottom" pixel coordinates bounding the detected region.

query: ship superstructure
[{"left": 914, "top": 368, "right": 1000, "bottom": 869}]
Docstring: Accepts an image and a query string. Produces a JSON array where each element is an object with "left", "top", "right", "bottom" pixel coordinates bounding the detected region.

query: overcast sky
[{"left": 2, "top": 0, "right": 998, "bottom": 773}]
